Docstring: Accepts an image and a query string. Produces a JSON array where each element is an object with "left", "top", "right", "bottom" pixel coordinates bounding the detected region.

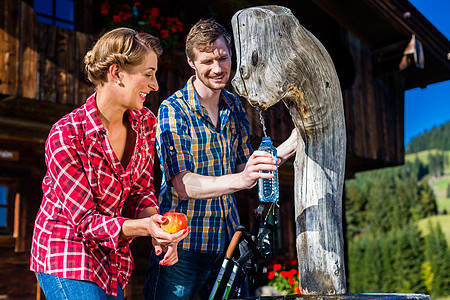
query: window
[
  {"left": 0, "top": 179, "right": 18, "bottom": 236},
  {"left": 34, "top": 0, "right": 74, "bottom": 30},
  {"left": 0, "top": 185, "right": 8, "bottom": 230}
]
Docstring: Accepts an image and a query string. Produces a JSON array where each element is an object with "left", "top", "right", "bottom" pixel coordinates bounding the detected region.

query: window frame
[
  {"left": 0, "top": 178, "right": 18, "bottom": 235},
  {"left": 33, "top": 0, "right": 75, "bottom": 30}
]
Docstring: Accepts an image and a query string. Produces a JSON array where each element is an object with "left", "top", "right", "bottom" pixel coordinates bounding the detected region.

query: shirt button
[{"left": 169, "top": 146, "right": 174, "bottom": 150}]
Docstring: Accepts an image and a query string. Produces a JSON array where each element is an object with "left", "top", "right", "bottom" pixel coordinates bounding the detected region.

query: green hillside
[
  {"left": 405, "top": 151, "right": 450, "bottom": 213},
  {"left": 406, "top": 121, "right": 450, "bottom": 154},
  {"left": 418, "top": 215, "right": 450, "bottom": 243},
  {"left": 344, "top": 123, "right": 450, "bottom": 297},
  {"left": 405, "top": 149, "right": 450, "bottom": 171}
]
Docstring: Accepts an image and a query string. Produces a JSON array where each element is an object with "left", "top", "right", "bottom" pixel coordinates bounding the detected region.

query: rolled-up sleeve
[{"left": 156, "top": 103, "right": 196, "bottom": 182}]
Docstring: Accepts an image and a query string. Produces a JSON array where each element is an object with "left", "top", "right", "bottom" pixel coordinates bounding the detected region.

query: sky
[{"left": 404, "top": 0, "right": 450, "bottom": 147}]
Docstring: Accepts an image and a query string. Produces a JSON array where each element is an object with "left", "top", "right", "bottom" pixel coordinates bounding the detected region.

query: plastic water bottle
[{"left": 258, "top": 137, "right": 279, "bottom": 202}]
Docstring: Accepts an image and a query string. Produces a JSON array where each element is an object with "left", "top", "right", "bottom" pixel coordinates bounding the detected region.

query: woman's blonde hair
[{"left": 84, "top": 27, "right": 163, "bottom": 85}]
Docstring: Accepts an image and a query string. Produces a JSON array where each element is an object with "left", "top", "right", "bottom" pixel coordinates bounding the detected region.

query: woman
[{"left": 30, "top": 28, "right": 188, "bottom": 300}]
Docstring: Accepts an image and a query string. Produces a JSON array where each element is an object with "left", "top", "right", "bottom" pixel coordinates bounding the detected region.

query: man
[{"left": 143, "top": 19, "right": 297, "bottom": 300}]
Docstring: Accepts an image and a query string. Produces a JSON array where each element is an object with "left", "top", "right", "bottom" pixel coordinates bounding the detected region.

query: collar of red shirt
[{"left": 82, "top": 93, "right": 145, "bottom": 138}]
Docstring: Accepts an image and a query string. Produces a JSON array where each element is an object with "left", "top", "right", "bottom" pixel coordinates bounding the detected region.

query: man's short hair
[{"left": 185, "top": 18, "right": 232, "bottom": 60}]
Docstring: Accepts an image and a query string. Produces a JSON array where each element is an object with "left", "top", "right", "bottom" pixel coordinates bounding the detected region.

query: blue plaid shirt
[{"left": 156, "top": 76, "right": 252, "bottom": 253}]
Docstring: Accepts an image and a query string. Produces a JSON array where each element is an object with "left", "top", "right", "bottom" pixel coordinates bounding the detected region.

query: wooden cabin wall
[
  {"left": 0, "top": 138, "right": 47, "bottom": 300},
  {"left": 0, "top": 0, "right": 407, "bottom": 298},
  {"left": 0, "top": 0, "right": 95, "bottom": 106},
  {"left": 342, "top": 31, "right": 405, "bottom": 174}
]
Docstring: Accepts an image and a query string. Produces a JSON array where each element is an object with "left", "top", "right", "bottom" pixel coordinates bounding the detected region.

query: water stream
[{"left": 258, "top": 108, "right": 267, "bottom": 137}]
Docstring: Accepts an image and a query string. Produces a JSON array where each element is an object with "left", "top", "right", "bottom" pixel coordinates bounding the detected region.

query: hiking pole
[
  {"left": 208, "top": 226, "right": 245, "bottom": 300},
  {"left": 220, "top": 230, "right": 260, "bottom": 300}
]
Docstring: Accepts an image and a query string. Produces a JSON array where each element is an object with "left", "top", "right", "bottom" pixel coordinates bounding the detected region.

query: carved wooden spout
[{"left": 231, "top": 6, "right": 347, "bottom": 295}]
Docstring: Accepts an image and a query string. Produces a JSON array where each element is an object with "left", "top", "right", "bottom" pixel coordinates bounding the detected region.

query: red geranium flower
[
  {"left": 273, "top": 264, "right": 282, "bottom": 271},
  {"left": 100, "top": 1, "right": 110, "bottom": 15},
  {"left": 150, "top": 7, "right": 159, "bottom": 17},
  {"left": 288, "top": 278, "right": 295, "bottom": 285},
  {"left": 118, "top": 11, "right": 131, "bottom": 21},
  {"left": 160, "top": 29, "right": 169, "bottom": 39},
  {"left": 99, "top": 2, "right": 185, "bottom": 51},
  {"left": 267, "top": 271, "right": 275, "bottom": 280}
]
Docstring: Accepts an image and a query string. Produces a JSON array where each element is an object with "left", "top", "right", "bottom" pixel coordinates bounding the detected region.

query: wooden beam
[
  {"left": 13, "top": 193, "right": 20, "bottom": 238},
  {"left": 399, "top": 34, "right": 424, "bottom": 70}
]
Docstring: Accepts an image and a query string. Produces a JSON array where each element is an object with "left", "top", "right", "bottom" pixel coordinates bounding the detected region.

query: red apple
[{"left": 161, "top": 212, "right": 188, "bottom": 233}]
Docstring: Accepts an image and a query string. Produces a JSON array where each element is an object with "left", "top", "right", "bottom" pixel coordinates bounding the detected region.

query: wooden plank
[
  {"left": 362, "top": 45, "right": 378, "bottom": 160},
  {"left": 0, "top": 0, "right": 20, "bottom": 96},
  {"left": 0, "top": 261, "right": 38, "bottom": 299},
  {"left": 15, "top": 191, "right": 26, "bottom": 253},
  {"left": 56, "top": 28, "right": 75, "bottom": 105},
  {"left": 19, "top": 1, "right": 38, "bottom": 99},
  {"left": 38, "top": 24, "right": 57, "bottom": 102},
  {"left": 347, "top": 32, "right": 365, "bottom": 158},
  {"left": 75, "top": 31, "right": 95, "bottom": 105},
  {"left": 74, "top": 0, "right": 94, "bottom": 34},
  {"left": 13, "top": 193, "right": 20, "bottom": 238}
]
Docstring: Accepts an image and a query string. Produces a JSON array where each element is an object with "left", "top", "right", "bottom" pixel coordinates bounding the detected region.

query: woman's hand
[
  {"left": 152, "top": 239, "right": 183, "bottom": 266},
  {"left": 147, "top": 214, "right": 189, "bottom": 265},
  {"left": 121, "top": 212, "right": 189, "bottom": 240},
  {"left": 146, "top": 214, "right": 189, "bottom": 243}
]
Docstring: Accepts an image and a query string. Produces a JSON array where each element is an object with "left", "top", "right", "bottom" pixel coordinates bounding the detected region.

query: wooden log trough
[
  {"left": 231, "top": 5, "right": 347, "bottom": 295},
  {"left": 230, "top": 6, "right": 431, "bottom": 300},
  {"left": 237, "top": 293, "right": 432, "bottom": 300}
]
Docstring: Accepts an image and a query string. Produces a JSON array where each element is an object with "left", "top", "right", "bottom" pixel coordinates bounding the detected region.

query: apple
[{"left": 161, "top": 212, "right": 188, "bottom": 233}]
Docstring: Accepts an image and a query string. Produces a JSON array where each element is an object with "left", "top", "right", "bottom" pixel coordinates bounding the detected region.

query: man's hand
[
  {"left": 277, "top": 128, "right": 298, "bottom": 165},
  {"left": 237, "top": 150, "right": 277, "bottom": 190}
]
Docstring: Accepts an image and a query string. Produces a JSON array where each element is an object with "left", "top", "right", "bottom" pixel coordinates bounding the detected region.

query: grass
[
  {"left": 405, "top": 150, "right": 450, "bottom": 213},
  {"left": 429, "top": 175, "right": 450, "bottom": 213},
  {"left": 405, "top": 150, "right": 450, "bottom": 171},
  {"left": 417, "top": 214, "right": 450, "bottom": 242}
]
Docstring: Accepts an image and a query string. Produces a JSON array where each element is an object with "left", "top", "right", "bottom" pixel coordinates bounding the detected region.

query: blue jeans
[
  {"left": 36, "top": 272, "right": 124, "bottom": 300},
  {"left": 143, "top": 248, "right": 224, "bottom": 300}
]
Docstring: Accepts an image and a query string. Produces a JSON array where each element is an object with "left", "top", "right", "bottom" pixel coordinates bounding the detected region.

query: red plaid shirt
[{"left": 30, "top": 94, "right": 157, "bottom": 296}]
